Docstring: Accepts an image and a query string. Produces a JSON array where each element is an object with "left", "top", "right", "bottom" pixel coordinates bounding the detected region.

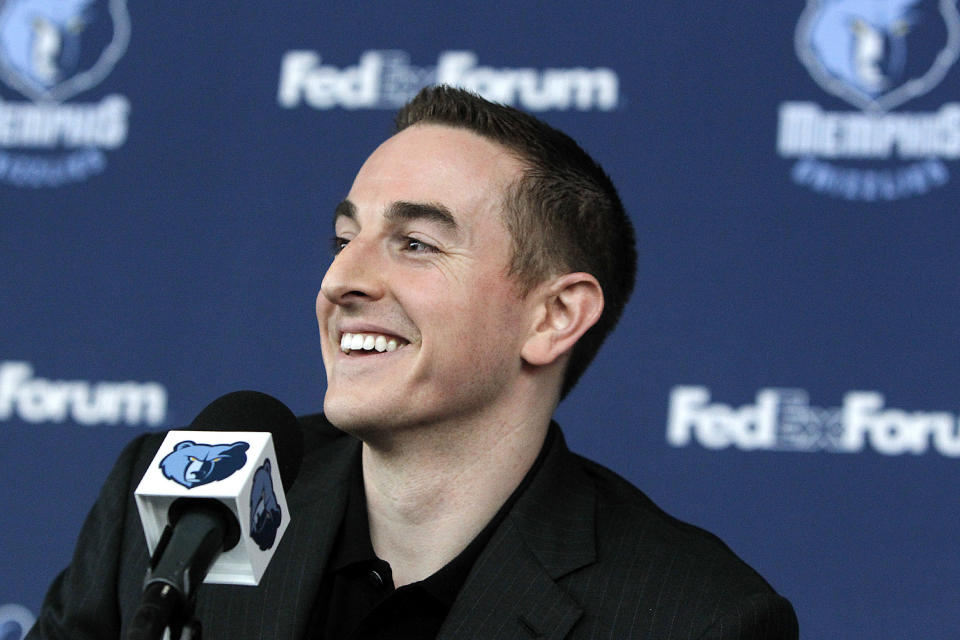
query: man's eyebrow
[
  {"left": 334, "top": 200, "right": 356, "bottom": 222},
  {"left": 332, "top": 199, "right": 460, "bottom": 235},
  {"left": 385, "top": 201, "right": 459, "bottom": 232}
]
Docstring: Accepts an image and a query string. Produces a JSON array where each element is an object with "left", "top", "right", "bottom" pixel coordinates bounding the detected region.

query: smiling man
[
  {"left": 27, "top": 86, "right": 797, "bottom": 640},
  {"left": 305, "top": 86, "right": 798, "bottom": 638},
  {"left": 317, "top": 118, "right": 602, "bottom": 593}
]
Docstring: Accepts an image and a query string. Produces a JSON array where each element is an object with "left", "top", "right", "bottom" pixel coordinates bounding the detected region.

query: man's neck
[{"left": 360, "top": 412, "right": 550, "bottom": 587}]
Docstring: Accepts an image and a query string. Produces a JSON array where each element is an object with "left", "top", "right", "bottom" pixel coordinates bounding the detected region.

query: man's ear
[{"left": 521, "top": 272, "right": 604, "bottom": 366}]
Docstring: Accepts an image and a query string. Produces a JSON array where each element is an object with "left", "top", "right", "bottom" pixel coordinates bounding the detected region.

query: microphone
[{"left": 129, "top": 391, "right": 304, "bottom": 640}]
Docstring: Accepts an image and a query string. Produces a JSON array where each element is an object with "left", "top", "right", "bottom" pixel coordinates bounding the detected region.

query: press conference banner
[{"left": 2, "top": 2, "right": 958, "bottom": 638}]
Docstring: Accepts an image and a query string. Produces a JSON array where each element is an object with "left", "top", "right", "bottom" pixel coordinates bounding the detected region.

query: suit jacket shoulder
[{"left": 441, "top": 428, "right": 798, "bottom": 640}]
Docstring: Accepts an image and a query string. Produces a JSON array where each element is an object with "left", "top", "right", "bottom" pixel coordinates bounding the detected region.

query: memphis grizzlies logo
[
  {"left": 159, "top": 440, "right": 250, "bottom": 489},
  {"left": 0, "top": 0, "right": 130, "bottom": 187},
  {"left": 779, "top": 0, "right": 960, "bottom": 200},
  {"left": 249, "top": 459, "right": 282, "bottom": 550},
  {"left": 0, "top": 0, "right": 129, "bottom": 103},
  {"left": 796, "top": 0, "right": 960, "bottom": 111}
]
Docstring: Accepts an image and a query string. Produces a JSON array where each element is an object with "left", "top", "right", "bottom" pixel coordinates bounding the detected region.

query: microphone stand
[{"left": 127, "top": 499, "right": 237, "bottom": 640}]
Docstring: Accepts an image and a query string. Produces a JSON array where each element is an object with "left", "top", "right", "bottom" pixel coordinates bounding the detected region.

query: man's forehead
[
  {"left": 334, "top": 124, "right": 524, "bottom": 240},
  {"left": 355, "top": 124, "right": 522, "bottom": 188}
]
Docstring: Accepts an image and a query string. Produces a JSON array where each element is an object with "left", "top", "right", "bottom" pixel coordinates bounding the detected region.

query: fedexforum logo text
[
  {"left": 777, "top": 1, "right": 960, "bottom": 201},
  {"left": 668, "top": 387, "right": 960, "bottom": 457},
  {"left": 278, "top": 50, "right": 619, "bottom": 112},
  {"left": 0, "top": 361, "right": 166, "bottom": 427}
]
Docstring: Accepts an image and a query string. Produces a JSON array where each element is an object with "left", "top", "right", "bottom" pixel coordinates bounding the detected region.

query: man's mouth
[{"left": 339, "top": 332, "right": 409, "bottom": 354}]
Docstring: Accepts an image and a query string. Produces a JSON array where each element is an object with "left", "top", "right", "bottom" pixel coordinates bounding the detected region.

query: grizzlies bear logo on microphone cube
[
  {"left": 134, "top": 431, "right": 291, "bottom": 585},
  {"left": 160, "top": 440, "right": 251, "bottom": 488}
]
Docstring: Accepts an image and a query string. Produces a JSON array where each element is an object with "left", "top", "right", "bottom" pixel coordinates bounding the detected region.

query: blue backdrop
[{"left": 2, "top": 2, "right": 958, "bottom": 638}]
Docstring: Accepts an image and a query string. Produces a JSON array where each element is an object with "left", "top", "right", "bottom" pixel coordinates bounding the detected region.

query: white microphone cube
[{"left": 134, "top": 430, "right": 291, "bottom": 586}]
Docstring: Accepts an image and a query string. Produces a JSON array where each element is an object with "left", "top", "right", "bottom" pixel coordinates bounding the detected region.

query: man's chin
[
  {"left": 323, "top": 394, "right": 390, "bottom": 436},
  {"left": 324, "top": 393, "right": 442, "bottom": 447}
]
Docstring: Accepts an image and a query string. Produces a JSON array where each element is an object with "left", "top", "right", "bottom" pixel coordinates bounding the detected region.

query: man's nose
[{"left": 320, "top": 235, "right": 385, "bottom": 304}]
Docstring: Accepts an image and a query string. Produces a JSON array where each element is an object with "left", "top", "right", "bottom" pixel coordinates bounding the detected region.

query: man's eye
[
  {"left": 331, "top": 236, "right": 349, "bottom": 255},
  {"left": 402, "top": 237, "right": 438, "bottom": 253}
]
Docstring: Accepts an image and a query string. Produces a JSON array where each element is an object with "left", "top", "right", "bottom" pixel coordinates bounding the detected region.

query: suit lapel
[
  {"left": 439, "top": 426, "right": 596, "bottom": 640},
  {"left": 271, "top": 428, "right": 359, "bottom": 638},
  {"left": 192, "top": 424, "right": 360, "bottom": 639}
]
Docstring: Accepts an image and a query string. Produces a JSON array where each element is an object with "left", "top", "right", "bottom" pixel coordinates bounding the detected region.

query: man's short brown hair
[{"left": 395, "top": 85, "right": 637, "bottom": 398}]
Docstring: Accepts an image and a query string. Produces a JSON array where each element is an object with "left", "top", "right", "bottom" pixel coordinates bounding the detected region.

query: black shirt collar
[{"left": 328, "top": 424, "right": 558, "bottom": 606}]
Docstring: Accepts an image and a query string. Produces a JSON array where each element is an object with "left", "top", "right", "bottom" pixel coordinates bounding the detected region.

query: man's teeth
[{"left": 340, "top": 332, "right": 401, "bottom": 353}]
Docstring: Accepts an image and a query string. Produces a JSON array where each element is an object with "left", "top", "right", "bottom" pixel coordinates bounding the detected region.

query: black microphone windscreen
[{"left": 189, "top": 390, "right": 303, "bottom": 492}]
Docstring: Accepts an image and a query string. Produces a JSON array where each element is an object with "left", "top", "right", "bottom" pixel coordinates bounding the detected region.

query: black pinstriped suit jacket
[{"left": 30, "top": 414, "right": 798, "bottom": 640}]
